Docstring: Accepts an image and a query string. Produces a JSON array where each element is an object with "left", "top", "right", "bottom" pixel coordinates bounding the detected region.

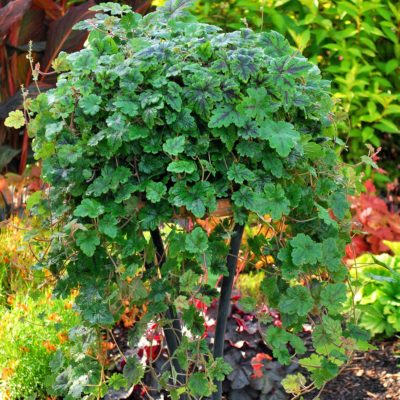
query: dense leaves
[
  {"left": 24, "top": 0, "right": 356, "bottom": 397},
  {"left": 348, "top": 241, "right": 400, "bottom": 337},
  {"left": 346, "top": 180, "right": 400, "bottom": 259},
  {"left": 194, "top": 0, "right": 400, "bottom": 181}
]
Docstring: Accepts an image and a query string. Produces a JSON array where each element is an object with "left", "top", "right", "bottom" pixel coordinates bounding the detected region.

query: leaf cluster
[
  {"left": 25, "top": 0, "right": 354, "bottom": 397},
  {"left": 194, "top": 0, "right": 400, "bottom": 181}
]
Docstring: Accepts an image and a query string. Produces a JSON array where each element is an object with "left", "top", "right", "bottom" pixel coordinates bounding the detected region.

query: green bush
[
  {"left": 194, "top": 0, "right": 400, "bottom": 180},
  {"left": 348, "top": 240, "right": 400, "bottom": 337},
  {"left": 18, "top": 0, "right": 364, "bottom": 397},
  {"left": 0, "top": 291, "right": 80, "bottom": 399}
]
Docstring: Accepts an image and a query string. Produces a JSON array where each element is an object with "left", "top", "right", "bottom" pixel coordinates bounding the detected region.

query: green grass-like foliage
[
  {"left": 0, "top": 292, "right": 79, "bottom": 399},
  {"left": 25, "top": 0, "right": 361, "bottom": 397}
]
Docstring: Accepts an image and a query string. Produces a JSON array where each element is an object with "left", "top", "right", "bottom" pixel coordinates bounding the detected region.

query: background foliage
[
  {"left": 346, "top": 179, "right": 400, "bottom": 259},
  {"left": 348, "top": 241, "right": 400, "bottom": 337},
  {"left": 0, "top": 291, "right": 79, "bottom": 399},
  {"left": 193, "top": 0, "right": 400, "bottom": 182}
]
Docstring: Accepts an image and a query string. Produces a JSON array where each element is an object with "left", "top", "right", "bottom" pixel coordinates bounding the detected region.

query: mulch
[
  {"left": 106, "top": 319, "right": 400, "bottom": 400},
  {"left": 304, "top": 339, "right": 400, "bottom": 400}
]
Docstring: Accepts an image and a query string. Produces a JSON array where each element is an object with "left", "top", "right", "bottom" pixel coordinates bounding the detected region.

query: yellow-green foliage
[
  {"left": 0, "top": 217, "right": 48, "bottom": 304},
  {"left": 0, "top": 291, "right": 79, "bottom": 399},
  {"left": 348, "top": 241, "right": 400, "bottom": 337},
  {"left": 237, "top": 272, "right": 265, "bottom": 302}
]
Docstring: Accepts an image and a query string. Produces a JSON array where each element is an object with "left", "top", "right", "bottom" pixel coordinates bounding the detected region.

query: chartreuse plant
[
  {"left": 16, "top": 0, "right": 366, "bottom": 398},
  {"left": 0, "top": 290, "right": 79, "bottom": 399},
  {"left": 348, "top": 241, "right": 400, "bottom": 337}
]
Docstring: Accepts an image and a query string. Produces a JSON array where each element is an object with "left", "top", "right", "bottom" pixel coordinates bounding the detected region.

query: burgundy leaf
[
  {"left": 0, "top": 0, "right": 31, "bottom": 36},
  {"left": 232, "top": 314, "right": 248, "bottom": 332},
  {"left": 18, "top": 9, "right": 47, "bottom": 46},
  {"left": 32, "top": 0, "right": 63, "bottom": 20},
  {"left": 133, "top": 0, "right": 152, "bottom": 15},
  {"left": 40, "top": 0, "right": 95, "bottom": 73}
]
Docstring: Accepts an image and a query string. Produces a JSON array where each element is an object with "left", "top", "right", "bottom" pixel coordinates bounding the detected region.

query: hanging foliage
[{"left": 17, "top": 1, "right": 367, "bottom": 398}]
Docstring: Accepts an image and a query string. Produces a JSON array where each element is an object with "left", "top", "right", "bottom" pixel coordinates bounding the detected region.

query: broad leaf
[
  {"left": 75, "top": 230, "right": 100, "bottom": 257},
  {"left": 279, "top": 285, "right": 313, "bottom": 316},
  {"left": 209, "top": 104, "right": 246, "bottom": 128},
  {"left": 185, "top": 227, "right": 208, "bottom": 254},
  {"left": 74, "top": 199, "right": 105, "bottom": 218},
  {"left": 258, "top": 120, "right": 300, "bottom": 157},
  {"left": 290, "top": 234, "right": 322, "bottom": 266}
]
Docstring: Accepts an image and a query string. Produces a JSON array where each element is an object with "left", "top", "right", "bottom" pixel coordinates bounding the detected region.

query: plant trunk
[{"left": 212, "top": 223, "right": 245, "bottom": 400}]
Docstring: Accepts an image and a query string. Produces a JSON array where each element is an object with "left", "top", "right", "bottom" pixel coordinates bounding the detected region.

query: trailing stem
[
  {"left": 150, "top": 228, "right": 187, "bottom": 398},
  {"left": 212, "top": 223, "right": 245, "bottom": 400}
]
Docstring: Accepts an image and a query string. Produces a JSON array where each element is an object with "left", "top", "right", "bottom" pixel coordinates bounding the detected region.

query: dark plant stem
[
  {"left": 212, "top": 223, "right": 245, "bottom": 400},
  {"left": 150, "top": 228, "right": 187, "bottom": 398},
  {"left": 150, "top": 228, "right": 183, "bottom": 342}
]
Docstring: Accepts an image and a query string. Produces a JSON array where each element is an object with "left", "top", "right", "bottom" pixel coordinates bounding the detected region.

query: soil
[{"left": 304, "top": 339, "right": 400, "bottom": 400}]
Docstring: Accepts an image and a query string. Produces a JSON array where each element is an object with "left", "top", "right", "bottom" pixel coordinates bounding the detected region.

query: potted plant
[{"left": 13, "top": 1, "right": 366, "bottom": 398}]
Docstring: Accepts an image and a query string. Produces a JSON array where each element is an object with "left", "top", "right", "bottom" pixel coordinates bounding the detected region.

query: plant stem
[
  {"left": 150, "top": 228, "right": 187, "bottom": 398},
  {"left": 212, "top": 223, "right": 245, "bottom": 400},
  {"left": 150, "top": 228, "right": 183, "bottom": 342}
]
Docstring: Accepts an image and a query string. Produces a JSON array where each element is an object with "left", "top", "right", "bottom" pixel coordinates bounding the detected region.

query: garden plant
[
  {"left": 348, "top": 240, "right": 400, "bottom": 338},
  {"left": 7, "top": 0, "right": 371, "bottom": 398}
]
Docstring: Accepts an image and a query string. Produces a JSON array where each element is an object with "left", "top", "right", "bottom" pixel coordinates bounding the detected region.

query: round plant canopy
[{"left": 25, "top": 1, "right": 354, "bottom": 399}]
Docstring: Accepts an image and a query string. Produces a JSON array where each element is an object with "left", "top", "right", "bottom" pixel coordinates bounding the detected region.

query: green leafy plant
[
  {"left": 0, "top": 0, "right": 152, "bottom": 174},
  {"left": 193, "top": 0, "right": 400, "bottom": 181},
  {"left": 0, "top": 216, "right": 47, "bottom": 303},
  {"left": 17, "top": 0, "right": 364, "bottom": 398},
  {"left": 0, "top": 291, "right": 80, "bottom": 399},
  {"left": 348, "top": 240, "right": 400, "bottom": 337}
]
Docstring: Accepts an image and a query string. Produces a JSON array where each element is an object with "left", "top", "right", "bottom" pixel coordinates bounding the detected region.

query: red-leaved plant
[{"left": 346, "top": 179, "right": 400, "bottom": 259}]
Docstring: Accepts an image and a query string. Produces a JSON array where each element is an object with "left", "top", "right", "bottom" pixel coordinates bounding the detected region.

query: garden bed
[
  {"left": 106, "top": 319, "right": 400, "bottom": 400},
  {"left": 305, "top": 339, "right": 400, "bottom": 400}
]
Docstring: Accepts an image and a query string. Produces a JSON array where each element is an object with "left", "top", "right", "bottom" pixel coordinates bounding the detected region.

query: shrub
[
  {"left": 193, "top": 0, "right": 400, "bottom": 180},
  {"left": 0, "top": 291, "right": 80, "bottom": 399},
  {"left": 348, "top": 241, "right": 400, "bottom": 337},
  {"left": 17, "top": 0, "right": 363, "bottom": 398},
  {"left": 0, "top": 216, "right": 47, "bottom": 303}
]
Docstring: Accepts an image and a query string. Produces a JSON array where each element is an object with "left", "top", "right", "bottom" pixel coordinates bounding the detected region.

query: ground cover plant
[
  {"left": 348, "top": 241, "right": 400, "bottom": 338},
  {"left": 0, "top": 290, "right": 80, "bottom": 399},
  {"left": 193, "top": 0, "right": 400, "bottom": 181},
  {"left": 7, "top": 0, "right": 369, "bottom": 398}
]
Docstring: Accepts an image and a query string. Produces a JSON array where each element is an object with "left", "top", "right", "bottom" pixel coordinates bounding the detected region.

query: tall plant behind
[{"left": 194, "top": 0, "right": 400, "bottom": 181}]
